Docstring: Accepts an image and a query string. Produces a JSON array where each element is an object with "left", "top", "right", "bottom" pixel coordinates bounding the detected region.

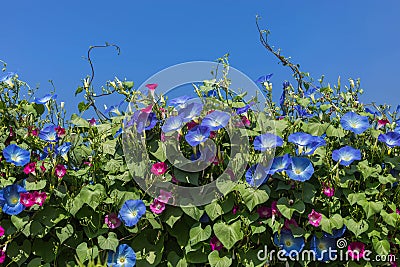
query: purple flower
[
  {"left": 201, "top": 110, "right": 230, "bottom": 131},
  {"left": 378, "top": 132, "right": 400, "bottom": 147},
  {"left": 161, "top": 116, "right": 183, "bottom": 133},
  {"left": 332, "top": 146, "right": 361, "bottom": 166},
  {"left": 169, "top": 95, "right": 193, "bottom": 109},
  {"left": 178, "top": 102, "right": 203, "bottom": 122},
  {"left": 185, "top": 125, "right": 211, "bottom": 146},
  {"left": 210, "top": 236, "right": 224, "bottom": 251}
]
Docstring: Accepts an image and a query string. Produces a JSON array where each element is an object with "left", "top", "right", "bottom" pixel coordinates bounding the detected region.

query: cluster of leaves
[{"left": 0, "top": 59, "right": 399, "bottom": 267}]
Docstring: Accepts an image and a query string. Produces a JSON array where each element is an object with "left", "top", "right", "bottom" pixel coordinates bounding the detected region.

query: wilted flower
[{"left": 105, "top": 213, "right": 121, "bottom": 229}]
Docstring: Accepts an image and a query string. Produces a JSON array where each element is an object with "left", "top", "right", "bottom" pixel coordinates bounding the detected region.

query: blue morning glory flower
[
  {"left": 255, "top": 73, "right": 273, "bottom": 84},
  {"left": 199, "top": 213, "right": 211, "bottom": 223},
  {"left": 161, "top": 116, "right": 183, "bottom": 133},
  {"left": 39, "top": 125, "right": 58, "bottom": 142},
  {"left": 323, "top": 225, "right": 347, "bottom": 239},
  {"left": 3, "top": 144, "right": 31, "bottom": 166},
  {"left": 56, "top": 142, "right": 72, "bottom": 157},
  {"left": 185, "top": 125, "right": 211, "bottom": 146},
  {"left": 269, "top": 154, "right": 292, "bottom": 175},
  {"left": 129, "top": 111, "right": 158, "bottom": 133},
  {"left": 310, "top": 235, "right": 337, "bottom": 262},
  {"left": 245, "top": 164, "right": 269, "bottom": 186},
  {"left": 40, "top": 144, "right": 56, "bottom": 160},
  {"left": 118, "top": 199, "right": 146, "bottom": 227},
  {"left": 340, "top": 111, "right": 370, "bottom": 134},
  {"left": 332, "top": 146, "right": 361, "bottom": 166},
  {"left": 107, "top": 244, "right": 136, "bottom": 267},
  {"left": 273, "top": 229, "right": 305, "bottom": 256},
  {"left": 0, "top": 72, "right": 16, "bottom": 82},
  {"left": 0, "top": 184, "right": 27, "bottom": 215},
  {"left": 253, "top": 133, "right": 283, "bottom": 152},
  {"left": 289, "top": 132, "right": 326, "bottom": 155},
  {"left": 206, "top": 90, "right": 218, "bottom": 97},
  {"left": 365, "top": 107, "right": 379, "bottom": 116},
  {"left": 104, "top": 100, "right": 124, "bottom": 115},
  {"left": 294, "top": 105, "right": 314, "bottom": 118},
  {"left": 114, "top": 128, "right": 123, "bottom": 138},
  {"left": 286, "top": 157, "right": 314, "bottom": 181},
  {"left": 378, "top": 132, "right": 400, "bottom": 147},
  {"left": 178, "top": 102, "right": 203, "bottom": 122},
  {"left": 201, "top": 110, "right": 230, "bottom": 131},
  {"left": 34, "top": 94, "right": 57, "bottom": 104},
  {"left": 235, "top": 102, "right": 254, "bottom": 115},
  {"left": 169, "top": 95, "right": 193, "bottom": 109}
]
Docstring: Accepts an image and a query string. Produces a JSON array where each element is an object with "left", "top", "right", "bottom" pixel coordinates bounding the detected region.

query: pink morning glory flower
[
  {"left": 308, "top": 209, "right": 322, "bottom": 227},
  {"left": 0, "top": 250, "right": 5, "bottom": 264},
  {"left": 88, "top": 118, "right": 96, "bottom": 126},
  {"left": 377, "top": 118, "right": 390, "bottom": 129},
  {"left": 232, "top": 205, "right": 239, "bottom": 215},
  {"left": 145, "top": 83, "right": 158, "bottom": 91},
  {"left": 55, "top": 164, "right": 67, "bottom": 178},
  {"left": 0, "top": 225, "right": 4, "bottom": 237},
  {"left": 23, "top": 162, "right": 36, "bottom": 175},
  {"left": 210, "top": 236, "right": 224, "bottom": 251},
  {"left": 105, "top": 213, "right": 122, "bottom": 229},
  {"left": 40, "top": 162, "right": 46, "bottom": 172},
  {"left": 322, "top": 184, "right": 335, "bottom": 197},
  {"left": 141, "top": 104, "right": 153, "bottom": 113},
  {"left": 271, "top": 201, "right": 281, "bottom": 217},
  {"left": 157, "top": 190, "right": 172, "bottom": 204},
  {"left": 396, "top": 208, "right": 400, "bottom": 215},
  {"left": 150, "top": 199, "right": 166, "bottom": 214},
  {"left": 20, "top": 192, "right": 35, "bottom": 207},
  {"left": 347, "top": 242, "right": 366, "bottom": 260},
  {"left": 284, "top": 219, "right": 299, "bottom": 230},
  {"left": 32, "top": 191, "right": 47, "bottom": 206},
  {"left": 151, "top": 162, "right": 167, "bottom": 176},
  {"left": 55, "top": 126, "right": 66, "bottom": 137}
]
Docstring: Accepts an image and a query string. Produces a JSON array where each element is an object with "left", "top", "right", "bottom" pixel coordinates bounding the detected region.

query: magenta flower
[
  {"left": 257, "top": 206, "right": 272, "bottom": 218},
  {"left": 32, "top": 191, "right": 47, "bottom": 206},
  {"left": 308, "top": 209, "right": 322, "bottom": 227},
  {"left": 232, "top": 205, "right": 239, "bottom": 215},
  {"left": 186, "top": 121, "right": 198, "bottom": 130},
  {"left": 210, "top": 236, "right": 224, "bottom": 251},
  {"left": 377, "top": 119, "right": 390, "bottom": 129},
  {"left": 20, "top": 192, "right": 35, "bottom": 207},
  {"left": 141, "top": 104, "right": 153, "bottom": 113},
  {"left": 284, "top": 219, "right": 299, "bottom": 230},
  {"left": 24, "top": 162, "right": 36, "bottom": 175},
  {"left": 88, "top": 118, "right": 96, "bottom": 126},
  {"left": 171, "top": 175, "right": 179, "bottom": 184},
  {"left": 396, "top": 209, "right": 400, "bottom": 215},
  {"left": 0, "top": 225, "right": 4, "bottom": 237},
  {"left": 55, "top": 126, "right": 66, "bottom": 137},
  {"left": 151, "top": 162, "right": 167, "bottom": 176},
  {"left": 157, "top": 190, "right": 172, "bottom": 204},
  {"left": 271, "top": 201, "right": 281, "bottom": 217},
  {"left": 0, "top": 250, "right": 5, "bottom": 264},
  {"left": 347, "top": 242, "right": 366, "bottom": 260},
  {"left": 55, "top": 164, "right": 67, "bottom": 178},
  {"left": 105, "top": 213, "right": 122, "bottom": 229},
  {"left": 322, "top": 184, "right": 335, "bottom": 197},
  {"left": 145, "top": 83, "right": 158, "bottom": 91},
  {"left": 40, "top": 162, "right": 46, "bottom": 172},
  {"left": 150, "top": 199, "right": 166, "bottom": 214},
  {"left": 241, "top": 116, "right": 251, "bottom": 127}
]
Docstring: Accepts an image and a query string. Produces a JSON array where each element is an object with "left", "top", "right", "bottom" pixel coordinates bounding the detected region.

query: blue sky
[{"left": 2, "top": 0, "right": 399, "bottom": 116}]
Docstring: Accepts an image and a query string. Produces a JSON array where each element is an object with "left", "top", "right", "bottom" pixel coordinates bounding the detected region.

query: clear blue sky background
[{"left": 2, "top": 0, "right": 399, "bottom": 116}]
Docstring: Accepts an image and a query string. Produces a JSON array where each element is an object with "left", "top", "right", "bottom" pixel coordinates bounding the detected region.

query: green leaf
[
  {"left": 25, "top": 179, "right": 46, "bottom": 190},
  {"left": 78, "top": 101, "right": 90, "bottom": 112},
  {"left": 205, "top": 201, "right": 223, "bottom": 221},
  {"left": 326, "top": 125, "right": 346, "bottom": 138},
  {"left": 162, "top": 207, "right": 183, "bottom": 228},
  {"left": 208, "top": 251, "right": 232, "bottom": 267},
  {"left": 276, "top": 198, "right": 305, "bottom": 219},
  {"left": 236, "top": 184, "right": 269, "bottom": 211},
  {"left": 189, "top": 223, "right": 212, "bottom": 246},
  {"left": 320, "top": 214, "right": 343, "bottom": 234},
  {"left": 8, "top": 239, "right": 31, "bottom": 266},
  {"left": 182, "top": 206, "right": 203, "bottom": 221},
  {"left": 213, "top": 221, "right": 243, "bottom": 250},
  {"left": 122, "top": 81, "right": 134, "bottom": 89},
  {"left": 56, "top": 224, "right": 74, "bottom": 244},
  {"left": 70, "top": 113, "right": 90, "bottom": 127},
  {"left": 380, "top": 210, "right": 398, "bottom": 227},
  {"left": 359, "top": 200, "right": 383, "bottom": 219},
  {"left": 346, "top": 192, "right": 366, "bottom": 206},
  {"left": 345, "top": 218, "right": 369, "bottom": 237},
  {"left": 75, "top": 86, "right": 84, "bottom": 96},
  {"left": 102, "top": 139, "right": 117, "bottom": 155},
  {"left": 98, "top": 232, "right": 119, "bottom": 252},
  {"left": 379, "top": 174, "right": 397, "bottom": 184},
  {"left": 372, "top": 238, "right": 390, "bottom": 255}
]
